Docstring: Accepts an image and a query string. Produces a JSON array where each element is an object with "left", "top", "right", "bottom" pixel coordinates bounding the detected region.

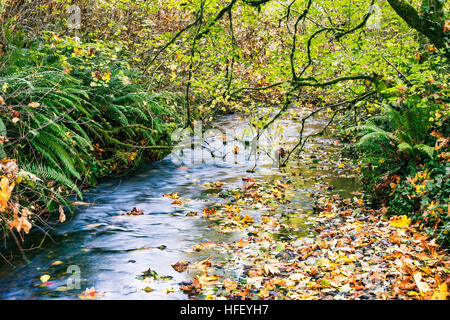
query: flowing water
[{"left": 0, "top": 109, "right": 359, "bottom": 299}]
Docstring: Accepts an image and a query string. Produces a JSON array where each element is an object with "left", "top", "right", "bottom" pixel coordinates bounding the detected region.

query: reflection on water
[{"left": 0, "top": 109, "right": 360, "bottom": 299}]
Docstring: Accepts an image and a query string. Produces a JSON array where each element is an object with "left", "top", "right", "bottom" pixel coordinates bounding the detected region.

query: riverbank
[
  {"left": 155, "top": 125, "right": 449, "bottom": 300},
  {"left": 173, "top": 176, "right": 449, "bottom": 300},
  {"left": 0, "top": 34, "right": 180, "bottom": 247}
]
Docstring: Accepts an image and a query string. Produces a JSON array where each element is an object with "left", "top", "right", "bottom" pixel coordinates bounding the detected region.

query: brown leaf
[
  {"left": 126, "top": 207, "right": 143, "bottom": 215},
  {"left": 444, "top": 20, "right": 450, "bottom": 33},
  {"left": 59, "top": 206, "right": 66, "bottom": 223},
  {"left": 171, "top": 260, "right": 189, "bottom": 272}
]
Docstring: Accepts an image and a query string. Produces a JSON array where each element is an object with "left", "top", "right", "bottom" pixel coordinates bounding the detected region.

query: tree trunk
[{"left": 386, "top": 0, "right": 449, "bottom": 59}]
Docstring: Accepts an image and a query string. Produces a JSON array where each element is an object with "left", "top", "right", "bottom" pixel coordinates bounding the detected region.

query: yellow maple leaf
[
  {"left": 163, "top": 192, "right": 179, "bottom": 199},
  {"left": 40, "top": 274, "right": 51, "bottom": 283},
  {"left": 389, "top": 215, "right": 410, "bottom": 228},
  {"left": 198, "top": 274, "right": 222, "bottom": 287},
  {"left": 241, "top": 214, "right": 255, "bottom": 224},
  {"left": 257, "top": 287, "right": 270, "bottom": 298},
  {"left": 431, "top": 283, "right": 448, "bottom": 300},
  {"left": 0, "top": 176, "right": 14, "bottom": 211},
  {"left": 102, "top": 71, "right": 111, "bottom": 82}
]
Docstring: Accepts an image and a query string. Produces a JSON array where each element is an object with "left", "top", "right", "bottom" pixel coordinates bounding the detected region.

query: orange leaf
[
  {"left": 444, "top": 21, "right": 450, "bottom": 33},
  {"left": 171, "top": 260, "right": 189, "bottom": 272},
  {"left": 0, "top": 176, "right": 14, "bottom": 211},
  {"left": 223, "top": 279, "right": 238, "bottom": 291}
]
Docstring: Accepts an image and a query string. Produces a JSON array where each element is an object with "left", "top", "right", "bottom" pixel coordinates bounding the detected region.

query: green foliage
[
  {"left": 346, "top": 48, "right": 449, "bottom": 246},
  {"left": 350, "top": 103, "right": 436, "bottom": 160},
  {"left": 0, "top": 31, "right": 178, "bottom": 226},
  {"left": 389, "top": 163, "right": 450, "bottom": 247}
]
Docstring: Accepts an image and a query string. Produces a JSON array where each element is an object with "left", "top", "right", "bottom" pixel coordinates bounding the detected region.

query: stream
[{"left": 0, "top": 108, "right": 360, "bottom": 299}]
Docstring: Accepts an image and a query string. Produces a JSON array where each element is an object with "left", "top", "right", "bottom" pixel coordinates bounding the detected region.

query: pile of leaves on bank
[{"left": 162, "top": 177, "right": 449, "bottom": 300}]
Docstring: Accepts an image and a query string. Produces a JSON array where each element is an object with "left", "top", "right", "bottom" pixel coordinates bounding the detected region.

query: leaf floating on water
[
  {"left": 166, "top": 287, "right": 175, "bottom": 294},
  {"left": 171, "top": 199, "right": 184, "bottom": 205},
  {"left": 163, "top": 192, "right": 179, "bottom": 199},
  {"left": 86, "top": 223, "right": 102, "bottom": 229},
  {"left": 211, "top": 181, "right": 225, "bottom": 188},
  {"left": 136, "top": 268, "right": 159, "bottom": 280},
  {"left": 202, "top": 208, "right": 216, "bottom": 217},
  {"left": 275, "top": 181, "right": 291, "bottom": 191},
  {"left": 55, "top": 286, "right": 69, "bottom": 292},
  {"left": 171, "top": 261, "right": 189, "bottom": 273},
  {"left": 126, "top": 207, "right": 143, "bottom": 215},
  {"left": 40, "top": 274, "right": 51, "bottom": 284},
  {"left": 78, "top": 287, "right": 104, "bottom": 300},
  {"left": 198, "top": 274, "right": 222, "bottom": 287},
  {"left": 72, "top": 201, "right": 93, "bottom": 206}
]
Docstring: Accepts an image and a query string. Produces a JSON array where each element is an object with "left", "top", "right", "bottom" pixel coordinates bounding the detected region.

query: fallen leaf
[
  {"left": 171, "top": 261, "right": 189, "bottom": 272},
  {"left": 59, "top": 206, "right": 66, "bottom": 223},
  {"left": 28, "top": 102, "right": 40, "bottom": 108},
  {"left": 163, "top": 192, "right": 179, "bottom": 199},
  {"left": 223, "top": 279, "right": 238, "bottom": 291},
  {"left": 413, "top": 272, "right": 430, "bottom": 293},
  {"left": 198, "top": 274, "right": 222, "bottom": 287},
  {"left": 126, "top": 207, "right": 143, "bottom": 215},
  {"left": 431, "top": 283, "right": 448, "bottom": 300},
  {"left": 40, "top": 274, "right": 51, "bottom": 284},
  {"left": 390, "top": 215, "right": 410, "bottom": 228},
  {"left": 78, "top": 287, "right": 103, "bottom": 299},
  {"left": 444, "top": 20, "right": 450, "bottom": 33},
  {"left": 264, "top": 264, "right": 279, "bottom": 276}
]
